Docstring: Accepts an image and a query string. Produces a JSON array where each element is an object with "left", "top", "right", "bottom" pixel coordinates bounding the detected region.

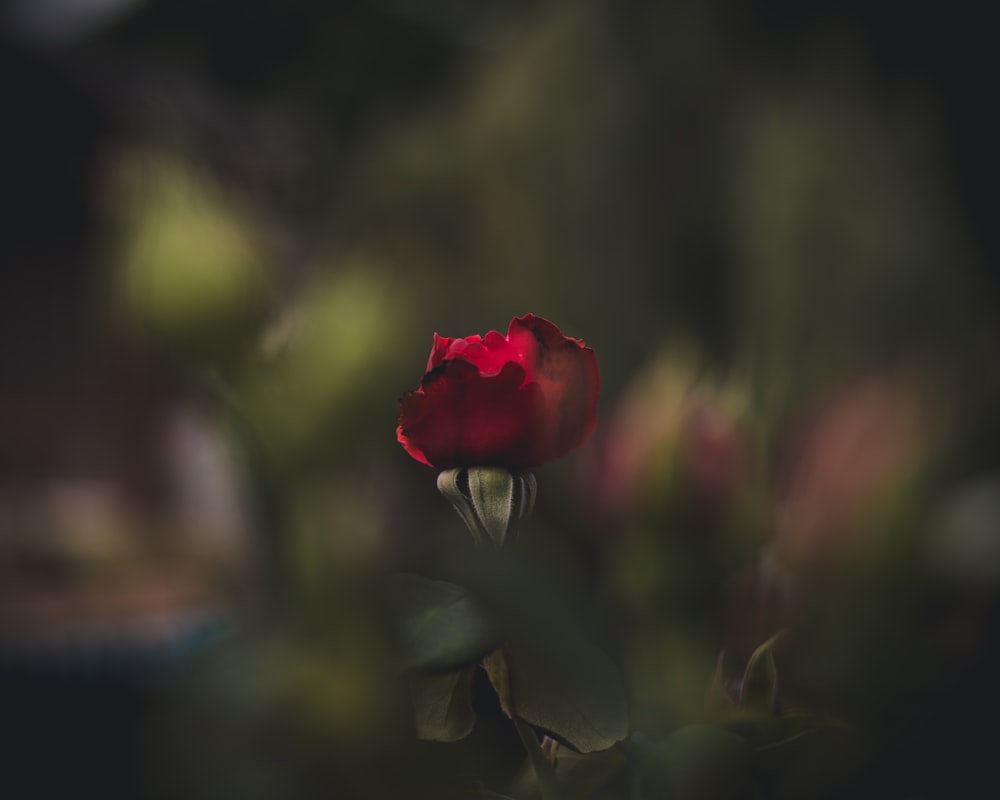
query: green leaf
[
  {"left": 726, "top": 711, "right": 853, "bottom": 751},
  {"left": 634, "top": 725, "right": 751, "bottom": 800},
  {"left": 725, "top": 713, "right": 858, "bottom": 799},
  {"left": 442, "top": 551, "right": 629, "bottom": 754},
  {"left": 739, "top": 631, "right": 784, "bottom": 714},
  {"left": 509, "top": 741, "right": 625, "bottom": 799},
  {"left": 409, "top": 666, "right": 478, "bottom": 742},
  {"left": 483, "top": 647, "right": 513, "bottom": 717},
  {"left": 391, "top": 574, "right": 501, "bottom": 671},
  {"left": 706, "top": 651, "right": 737, "bottom": 716},
  {"left": 486, "top": 639, "right": 629, "bottom": 754}
]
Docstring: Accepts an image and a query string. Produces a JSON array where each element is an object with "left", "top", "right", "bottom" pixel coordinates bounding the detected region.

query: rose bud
[
  {"left": 397, "top": 315, "right": 598, "bottom": 546},
  {"left": 396, "top": 314, "right": 599, "bottom": 470}
]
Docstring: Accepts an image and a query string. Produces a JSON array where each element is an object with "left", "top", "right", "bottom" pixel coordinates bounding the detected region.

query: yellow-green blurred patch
[{"left": 107, "top": 150, "right": 268, "bottom": 362}]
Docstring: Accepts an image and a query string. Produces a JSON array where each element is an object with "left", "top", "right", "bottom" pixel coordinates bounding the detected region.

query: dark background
[{"left": 2, "top": 1, "right": 999, "bottom": 798}]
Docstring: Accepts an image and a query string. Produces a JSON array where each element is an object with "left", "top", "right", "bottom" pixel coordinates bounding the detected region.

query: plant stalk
[{"left": 514, "top": 717, "right": 561, "bottom": 800}]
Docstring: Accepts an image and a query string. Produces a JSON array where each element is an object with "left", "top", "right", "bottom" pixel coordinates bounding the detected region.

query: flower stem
[{"left": 513, "top": 717, "right": 561, "bottom": 800}]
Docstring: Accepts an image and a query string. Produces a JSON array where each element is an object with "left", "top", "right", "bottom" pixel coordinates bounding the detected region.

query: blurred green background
[{"left": 2, "top": 1, "right": 999, "bottom": 798}]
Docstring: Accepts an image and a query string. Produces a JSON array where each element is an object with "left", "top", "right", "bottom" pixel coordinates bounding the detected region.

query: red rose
[{"left": 397, "top": 315, "right": 599, "bottom": 469}]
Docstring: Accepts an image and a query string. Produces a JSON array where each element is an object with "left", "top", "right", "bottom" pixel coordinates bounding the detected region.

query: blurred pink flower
[
  {"left": 588, "top": 351, "right": 750, "bottom": 519},
  {"left": 773, "top": 372, "right": 933, "bottom": 572}
]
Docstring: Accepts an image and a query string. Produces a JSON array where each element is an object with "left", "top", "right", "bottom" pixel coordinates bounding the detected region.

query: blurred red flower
[{"left": 397, "top": 315, "right": 599, "bottom": 469}]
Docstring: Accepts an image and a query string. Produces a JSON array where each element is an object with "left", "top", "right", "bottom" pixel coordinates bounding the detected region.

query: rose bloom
[{"left": 397, "top": 315, "right": 599, "bottom": 469}]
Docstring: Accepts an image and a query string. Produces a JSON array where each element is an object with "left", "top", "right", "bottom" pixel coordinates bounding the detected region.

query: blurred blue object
[{"left": 0, "top": 605, "right": 235, "bottom": 683}]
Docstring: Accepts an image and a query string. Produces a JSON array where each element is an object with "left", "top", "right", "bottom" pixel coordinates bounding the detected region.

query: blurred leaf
[
  {"left": 485, "top": 639, "right": 628, "bottom": 754},
  {"left": 739, "top": 631, "right": 784, "bottom": 714},
  {"left": 509, "top": 741, "right": 626, "bottom": 800},
  {"left": 233, "top": 265, "right": 411, "bottom": 469},
  {"left": 392, "top": 574, "right": 501, "bottom": 671},
  {"left": 726, "top": 713, "right": 857, "bottom": 799},
  {"left": 197, "top": 630, "right": 401, "bottom": 753},
  {"left": 726, "top": 711, "right": 853, "bottom": 751},
  {"left": 483, "top": 646, "right": 513, "bottom": 717},
  {"left": 706, "top": 651, "right": 737, "bottom": 716},
  {"left": 440, "top": 549, "right": 630, "bottom": 753},
  {"left": 550, "top": 745, "right": 625, "bottom": 799},
  {"left": 409, "top": 666, "right": 477, "bottom": 742},
  {"left": 110, "top": 151, "right": 267, "bottom": 363},
  {"left": 928, "top": 476, "right": 1000, "bottom": 587},
  {"left": 633, "top": 725, "right": 751, "bottom": 800}
]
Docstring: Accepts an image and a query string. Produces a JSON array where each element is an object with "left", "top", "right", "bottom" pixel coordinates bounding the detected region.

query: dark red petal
[
  {"left": 399, "top": 315, "right": 599, "bottom": 468},
  {"left": 507, "top": 315, "right": 599, "bottom": 462},
  {"left": 427, "top": 334, "right": 456, "bottom": 371},
  {"left": 397, "top": 360, "right": 545, "bottom": 468},
  {"left": 510, "top": 314, "right": 580, "bottom": 351},
  {"left": 396, "top": 400, "right": 433, "bottom": 466}
]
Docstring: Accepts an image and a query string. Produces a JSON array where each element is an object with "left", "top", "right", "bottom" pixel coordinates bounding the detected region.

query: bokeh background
[{"left": 2, "top": 1, "right": 999, "bottom": 798}]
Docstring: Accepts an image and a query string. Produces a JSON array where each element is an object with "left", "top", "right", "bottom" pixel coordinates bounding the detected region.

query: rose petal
[
  {"left": 509, "top": 315, "right": 600, "bottom": 461},
  {"left": 398, "top": 315, "right": 599, "bottom": 468},
  {"left": 398, "top": 360, "right": 546, "bottom": 468}
]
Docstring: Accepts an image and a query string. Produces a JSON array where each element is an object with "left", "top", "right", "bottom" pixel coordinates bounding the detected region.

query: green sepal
[
  {"left": 437, "top": 467, "right": 537, "bottom": 547},
  {"left": 438, "top": 468, "right": 487, "bottom": 547},
  {"left": 469, "top": 467, "right": 517, "bottom": 546}
]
